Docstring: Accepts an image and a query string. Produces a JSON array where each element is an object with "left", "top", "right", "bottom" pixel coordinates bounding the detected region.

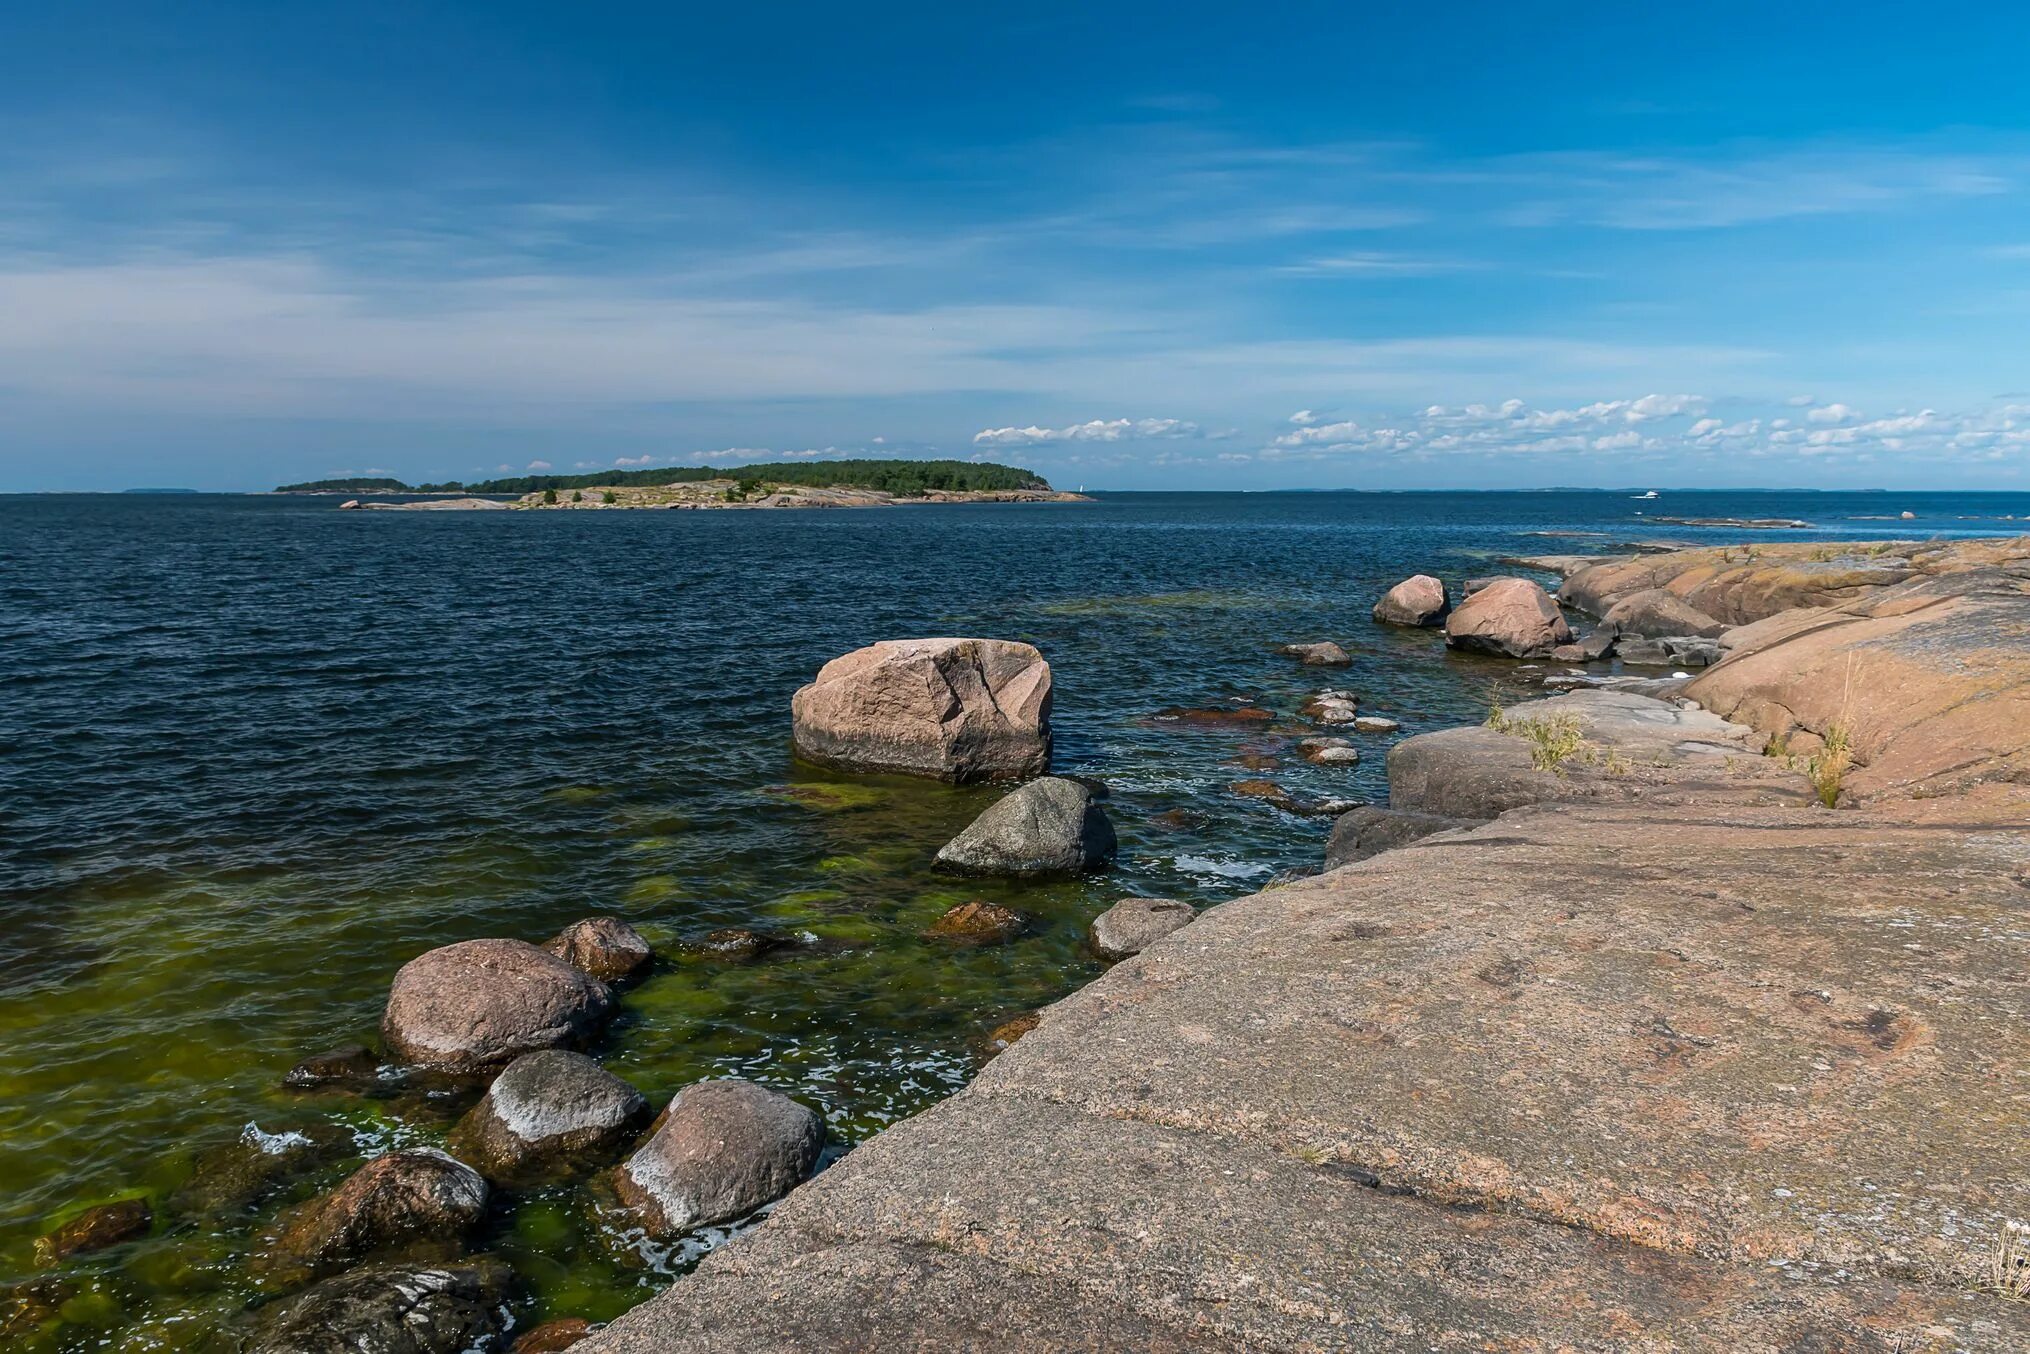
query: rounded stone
[
  {"left": 934, "top": 777, "right": 1117, "bottom": 878},
  {"left": 250, "top": 1259, "right": 513, "bottom": 1354},
  {"left": 448, "top": 1050, "right": 649, "bottom": 1185},
  {"left": 791, "top": 638, "right": 1051, "bottom": 783},
  {"left": 924, "top": 900, "right": 1027, "bottom": 946},
  {"left": 1088, "top": 898, "right": 1197, "bottom": 962},
  {"left": 381, "top": 939, "right": 614, "bottom": 1074},
  {"left": 263, "top": 1149, "right": 488, "bottom": 1281},
  {"left": 612, "top": 1079, "right": 825, "bottom": 1236},
  {"left": 1373, "top": 574, "right": 1451, "bottom": 627}
]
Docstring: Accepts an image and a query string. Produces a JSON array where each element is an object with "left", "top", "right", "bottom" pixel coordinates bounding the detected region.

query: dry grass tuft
[{"left": 1990, "top": 1219, "right": 2029, "bottom": 1301}]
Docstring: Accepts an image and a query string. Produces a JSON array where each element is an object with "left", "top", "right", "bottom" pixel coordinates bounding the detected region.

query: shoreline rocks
[
  {"left": 611, "top": 1080, "right": 824, "bottom": 1236},
  {"left": 251, "top": 1259, "right": 513, "bottom": 1354},
  {"left": 1324, "top": 806, "right": 1472, "bottom": 868},
  {"left": 790, "top": 639, "right": 1051, "bottom": 783},
  {"left": 934, "top": 777, "right": 1116, "bottom": 877},
  {"left": 1275, "top": 641, "right": 1352, "bottom": 666},
  {"left": 449, "top": 1051, "right": 649, "bottom": 1185},
  {"left": 924, "top": 900, "right": 1028, "bottom": 946},
  {"left": 1088, "top": 898, "right": 1195, "bottom": 961},
  {"left": 1443, "top": 577, "right": 1573, "bottom": 657},
  {"left": 542, "top": 917, "right": 653, "bottom": 984},
  {"left": 34, "top": 1200, "right": 150, "bottom": 1264},
  {"left": 262, "top": 1149, "right": 488, "bottom": 1282},
  {"left": 381, "top": 939, "right": 615, "bottom": 1075},
  {"left": 1372, "top": 575, "right": 1450, "bottom": 627}
]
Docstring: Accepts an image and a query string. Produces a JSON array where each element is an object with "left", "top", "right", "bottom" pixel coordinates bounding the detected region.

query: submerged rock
[
  {"left": 791, "top": 638, "right": 1051, "bottom": 783},
  {"left": 283, "top": 1044, "right": 380, "bottom": 1090},
  {"left": 924, "top": 900, "right": 1028, "bottom": 946},
  {"left": 1351, "top": 716, "right": 1400, "bottom": 734},
  {"left": 1150, "top": 706, "right": 1275, "bottom": 726},
  {"left": 542, "top": 917, "right": 653, "bottom": 983},
  {"left": 512, "top": 1318, "right": 597, "bottom": 1352},
  {"left": 1088, "top": 898, "right": 1196, "bottom": 962},
  {"left": 34, "top": 1199, "right": 150, "bottom": 1264},
  {"left": 448, "top": 1051, "right": 649, "bottom": 1185},
  {"left": 1444, "top": 578, "right": 1574, "bottom": 658},
  {"left": 934, "top": 777, "right": 1116, "bottom": 878},
  {"left": 381, "top": 939, "right": 614, "bottom": 1074},
  {"left": 262, "top": 1149, "right": 488, "bottom": 1282},
  {"left": 1372, "top": 574, "right": 1450, "bottom": 627},
  {"left": 1276, "top": 641, "right": 1352, "bottom": 666},
  {"left": 689, "top": 927, "right": 803, "bottom": 962},
  {"left": 1324, "top": 806, "right": 1473, "bottom": 868},
  {"left": 612, "top": 1079, "right": 825, "bottom": 1235},
  {"left": 172, "top": 1122, "right": 351, "bottom": 1217},
  {"left": 982, "top": 1012, "right": 1041, "bottom": 1056},
  {"left": 249, "top": 1258, "right": 513, "bottom": 1354}
]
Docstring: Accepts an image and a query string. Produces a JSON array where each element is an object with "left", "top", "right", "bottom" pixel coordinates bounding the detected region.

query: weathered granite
[
  {"left": 381, "top": 939, "right": 615, "bottom": 1075},
  {"left": 791, "top": 639, "right": 1051, "bottom": 783}
]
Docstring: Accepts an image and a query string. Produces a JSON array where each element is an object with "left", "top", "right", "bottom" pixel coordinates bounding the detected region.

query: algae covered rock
[
  {"left": 448, "top": 1050, "right": 649, "bottom": 1185},
  {"left": 250, "top": 1259, "right": 513, "bottom": 1354},
  {"left": 612, "top": 1079, "right": 825, "bottom": 1236},
  {"left": 262, "top": 1149, "right": 488, "bottom": 1281},
  {"left": 923, "top": 900, "right": 1028, "bottom": 946},
  {"left": 934, "top": 777, "right": 1117, "bottom": 878},
  {"left": 381, "top": 939, "right": 614, "bottom": 1074},
  {"left": 1276, "top": 641, "right": 1352, "bottom": 666},
  {"left": 34, "top": 1199, "right": 150, "bottom": 1264},
  {"left": 791, "top": 638, "right": 1051, "bottom": 783}
]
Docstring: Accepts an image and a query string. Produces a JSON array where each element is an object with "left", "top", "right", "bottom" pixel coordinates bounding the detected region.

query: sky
[{"left": 3, "top": 1, "right": 2029, "bottom": 492}]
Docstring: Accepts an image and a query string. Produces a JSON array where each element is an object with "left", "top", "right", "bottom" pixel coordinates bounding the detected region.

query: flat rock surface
[
  {"left": 1387, "top": 689, "right": 1808, "bottom": 820},
  {"left": 583, "top": 797, "right": 2029, "bottom": 1352}
]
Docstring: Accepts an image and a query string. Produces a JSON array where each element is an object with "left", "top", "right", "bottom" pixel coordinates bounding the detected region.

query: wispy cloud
[{"left": 973, "top": 418, "right": 1202, "bottom": 446}]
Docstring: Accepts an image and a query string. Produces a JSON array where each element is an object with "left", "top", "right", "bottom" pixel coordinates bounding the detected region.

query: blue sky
[{"left": 3, "top": 1, "right": 2029, "bottom": 491}]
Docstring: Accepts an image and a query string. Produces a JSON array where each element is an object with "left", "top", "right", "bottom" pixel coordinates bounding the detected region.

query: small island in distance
[{"left": 276, "top": 458, "right": 1090, "bottom": 510}]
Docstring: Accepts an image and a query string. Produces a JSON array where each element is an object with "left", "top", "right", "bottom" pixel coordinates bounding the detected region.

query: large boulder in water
[
  {"left": 1443, "top": 578, "right": 1573, "bottom": 657},
  {"left": 448, "top": 1051, "right": 649, "bottom": 1185},
  {"left": 541, "top": 917, "right": 652, "bottom": 983},
  {"left": 1372, "top": 575, "right": 1450, "bottom": 627},
  {"left": 1088, "top": 897, "right": 1196, "bottom": 962},
  {"left": 250, "top": 1259, "right": 513, "bottom": 1354},
  {"left": 261, "top": 1149, "right": 488, "bottom": 1282},
  {"left": 381, "top": 939, "right": 614, "bottom": 1074},
  {"left": 791, "top": 638, "right": 1051, "bottom": 783},
  {"left": 612, "top": 1079, "right": 825, "bottom": 1236},
  {"left": 934, "top": 777, "right": 1116, "bottom": 878}
]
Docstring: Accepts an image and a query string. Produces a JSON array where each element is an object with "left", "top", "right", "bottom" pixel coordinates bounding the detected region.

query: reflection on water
[{"left": 2, "top": 488, "right": 2020, "bottom": 1345}]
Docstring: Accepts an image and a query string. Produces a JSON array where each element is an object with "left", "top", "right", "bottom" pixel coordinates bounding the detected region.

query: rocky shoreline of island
[
  {"left": 20, "top": 535, "right": 2025, "bottom": 1352},
  {"left": 574, "top": 534, "right": 2028, "bottom": 1351},
  {"left": 336, "top": 483, "right": 1092, "bottom": 512}
]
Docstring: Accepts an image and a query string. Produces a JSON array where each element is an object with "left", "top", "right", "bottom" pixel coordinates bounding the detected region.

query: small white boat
[{"left": 1632, "top": 489, "right": 1659, "bottom": 500}]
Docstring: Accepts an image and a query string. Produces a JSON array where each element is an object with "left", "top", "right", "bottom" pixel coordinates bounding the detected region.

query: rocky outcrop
[
  {"left": 542, "top": 917, "right": 653, "bottom": 983},
  {"left": 381, "top": 939, "right": 614, "bottom": 1074},
  {"left": 250, "top": 1259, "right": 513, "bottom": 1354},
  {"left": 933, "top": 777, "right": 1116, "bottom": 877},
  {"left": 1323, "top": 806, "right": 1469, "bottom": 868},
  {"left": 1371, "top": 575, "right": 1449, "bottom": 627},
  {"left": 1387, "top": 690, "right": 1806, "bottom": 821},
  {"left": 1275, "top": 641, "right": 1351, "bottom": 666},
  {"left": 611, "top": 1080, "right": 825, "bottom": 1236},
  {"left": 579, "top": 789, "right": 2030, "bottom": 1353},
  {"left": 1087, "top": 897, "right": 1195, "bottom": 961},
  {"left": 262, "top": 1149, "right": 488, "bottom": 1282},
  {"left": 790, "top": 639, "right": 1051, "bottom": 783},
  {"left": 448, "top": 1051, "right": 649, "bottom": 1185},
  {"left": 1600, "top": 587, "right": 1727, "bottom": 638},
  {"left": 1442, "top": 577, "right": 1573, "bottom": 657}
]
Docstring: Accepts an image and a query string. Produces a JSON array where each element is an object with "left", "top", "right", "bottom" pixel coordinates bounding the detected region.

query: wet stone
[
  {"left": 924, "top": 900, "right": 1027, "bottom": 946},
  {"left": 34, "top": 1200, "right": 151, "bottom": 1264},
  {"left": 283, "top": 1044, "right": 380, "bottom": 1090}
]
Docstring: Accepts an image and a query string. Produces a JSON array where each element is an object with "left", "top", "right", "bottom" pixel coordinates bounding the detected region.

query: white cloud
[
  {"left": 1807, "top": 403, "right": 1857, "bottom": 424},
  {"left": 1288, "top": 409, "right": 1318, "bottom": 425},
  {"left": 972, "top": 417, "right": 1202, "bottom": 446},
  {"left": 526, "top": 459, "right": 552, "bottom": 470}
]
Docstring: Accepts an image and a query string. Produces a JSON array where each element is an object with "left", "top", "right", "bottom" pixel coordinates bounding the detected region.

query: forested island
[{"left": 276, "top": 459, "right": 1051, "bottom": 497}]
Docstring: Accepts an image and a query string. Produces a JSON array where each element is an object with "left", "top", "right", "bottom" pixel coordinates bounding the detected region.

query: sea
[{"left": 3, "top": 488, "right": 2024, "bottom": 1347}]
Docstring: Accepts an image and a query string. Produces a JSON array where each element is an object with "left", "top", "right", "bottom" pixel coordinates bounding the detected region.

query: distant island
[
  {"left": 283, "top": 458, "right": 1092, "bottom": 511},
  {"left": 277, "top": 459, "right": 1054, "bottom": 497},
  {"left": 122, "top": 487, "right": 201, "bottom": 494}
]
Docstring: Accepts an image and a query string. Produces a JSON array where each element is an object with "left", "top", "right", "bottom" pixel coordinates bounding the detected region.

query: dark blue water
[{"left": 2, "top": 488, "right": 2023, "bottom": 1347}]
